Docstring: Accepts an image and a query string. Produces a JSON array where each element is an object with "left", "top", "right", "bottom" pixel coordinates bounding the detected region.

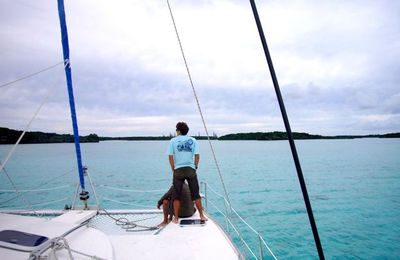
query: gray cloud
[{"left": 0, "top": 0, "right": 399, "bottom": 136}]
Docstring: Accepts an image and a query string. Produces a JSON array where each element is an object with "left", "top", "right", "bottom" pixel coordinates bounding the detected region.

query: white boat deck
[
  {"left": 0, "top": 209, "right": 241, "bottom": 259},
  {"left": 109, "top": 211, "right": 239, "bottom": 260}
]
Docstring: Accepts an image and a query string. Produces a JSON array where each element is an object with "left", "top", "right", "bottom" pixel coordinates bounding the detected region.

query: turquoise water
[{"left": 0, "top": 139, "right": 399, "bottom": 259}]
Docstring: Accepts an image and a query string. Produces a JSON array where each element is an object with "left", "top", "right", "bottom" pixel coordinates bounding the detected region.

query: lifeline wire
[
  {"left": 206, "top": 181, "right": 278, "bottom": 259},
  {"left": 0, "top": 163, "right": 38, "bottom": 216},
  {"left": 0, "top": 168, "right": 75, "bottom": 206}
]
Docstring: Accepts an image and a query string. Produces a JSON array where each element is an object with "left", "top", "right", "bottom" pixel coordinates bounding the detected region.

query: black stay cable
[{"left": 249, "top": 1, "right": 325, "bottom": 259}]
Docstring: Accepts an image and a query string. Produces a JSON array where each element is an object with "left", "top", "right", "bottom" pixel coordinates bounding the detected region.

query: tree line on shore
[
  {"left": 217, "top": 131, "right": 400, "bottom": 140},
  {"left": 0, "top": 127, "right": 99, "bottom": 144},
  {"left": 1, "top": 127, "right": 399, "bottom": 144}
]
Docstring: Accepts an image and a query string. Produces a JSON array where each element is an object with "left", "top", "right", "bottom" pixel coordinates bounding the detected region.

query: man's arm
[
  {"left": 194, "top": 154, "right": 200, "bottom": 169},
  {"left": 168, "top": 155, "right": 175, "bottom": 173},
  {"left": 158, "top": 186, "right": 174, "bottom": 208}
]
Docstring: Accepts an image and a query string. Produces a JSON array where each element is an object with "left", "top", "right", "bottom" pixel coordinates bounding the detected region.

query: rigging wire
[
  {"left": 0, "top": 163, "right": 38, "bottom": 216},
  {"left": 0, "top": 168, "right": 75, "bottom": 206},
  {"left": 99, "top": 184, "right": 165, "bottom": 193},
  {"left": 166, "top": 0, "right": 251, "bottom": 253},
  {"left": 166, "top": 0, "right": 234, "bottom": 214},
  {"left": 249, "top": 0, "right": 324, "bottom": 258},
  {"left": 28, "top": 221, "right": 95, "bottom": 260},
  {"left": 101, "top": 196, "right": 155, "bottom": 209},
  {"left": 3, "top": 197, "right": 70, "bottom": 210},
  {"left": 0, "top": 88, "right": 53, "bottom": 215},
  {"left": 0, "top": 61, "right": 64, "bottom": 89},
  {"left": 0, "top": 185, "right": 70, "bottom": 193},
  {"left": 0, "top": 58, "right": 64, "bottom": 175},
  {"left": 0, "top": 69, "right": 62, "bottom": 214},
  {"left": 0, "top": 91, "right": 52, "bottom": 175}
]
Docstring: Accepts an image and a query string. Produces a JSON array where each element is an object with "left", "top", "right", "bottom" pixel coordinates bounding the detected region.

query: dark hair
[{"left": 176, "top": 122, "right": 189, "bottom": 135}]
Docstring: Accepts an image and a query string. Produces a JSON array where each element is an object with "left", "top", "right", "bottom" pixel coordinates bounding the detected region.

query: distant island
[
  {"left": 99, "top": 136, "right": 217, "bottom": 141},
  {"left": 0, "top": 127, "right": 399, "bottom": 144},
  {"left": 0, "top": 127, "right": 216, "bottom": 144},
  {"left": 218, "top": 131, "right": 400, "bottom": 140},
  {"left": 0, "top": 127, "right": 100, "bottom": 144}
]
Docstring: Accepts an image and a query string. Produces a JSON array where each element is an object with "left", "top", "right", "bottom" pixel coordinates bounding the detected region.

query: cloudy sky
[{"left": 0, "top": 0, "right": 399, "bottom": 137}]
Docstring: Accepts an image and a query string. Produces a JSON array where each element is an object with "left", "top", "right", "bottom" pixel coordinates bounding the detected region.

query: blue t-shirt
[{"left": 167, "top": 135, "right": 199, "bottom": 170}]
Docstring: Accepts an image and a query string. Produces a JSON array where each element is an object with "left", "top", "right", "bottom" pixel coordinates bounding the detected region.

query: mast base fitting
[
  {"left": 79, "top": 191, "right": 90, "bottom": 201},
  {"left": 79, "top": 191, "right": 90, "bottom": 210}
]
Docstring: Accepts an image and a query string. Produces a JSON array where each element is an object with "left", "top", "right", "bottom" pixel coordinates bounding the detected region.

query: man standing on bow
[{"left": 167, "top": 122, "right": 206, "bottom": 224}]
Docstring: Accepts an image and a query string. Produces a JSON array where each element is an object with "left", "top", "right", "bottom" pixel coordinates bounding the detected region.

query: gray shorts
[{"left": 173, "top": 167, "right": 200, "bottom": 200}]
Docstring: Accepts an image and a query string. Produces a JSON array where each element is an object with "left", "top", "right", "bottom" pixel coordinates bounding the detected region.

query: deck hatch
[{"left": 0, "top": 230, "right": 48, "bottom": 247}]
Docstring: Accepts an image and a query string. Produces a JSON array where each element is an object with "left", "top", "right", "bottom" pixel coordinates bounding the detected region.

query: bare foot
[
  {"left": 157, "top": 221, "right": 168, "bottom": 227},
  {"left": 200, "top": 216, "right": 208, "bottom": 222},
  {"left": 173, "top": 218, "right": 179, "bottom": 224}
]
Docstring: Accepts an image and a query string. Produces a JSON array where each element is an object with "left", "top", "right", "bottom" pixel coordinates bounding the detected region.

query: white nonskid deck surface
[
  {"left": 108, "top": 211, "right": 240, "bottom": 260},
  {"left": 0, "top": 211, "right": 113, "bottom": 260},
  {"left": 0, "top": 210, "right": 240, "bottom": 259}
]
